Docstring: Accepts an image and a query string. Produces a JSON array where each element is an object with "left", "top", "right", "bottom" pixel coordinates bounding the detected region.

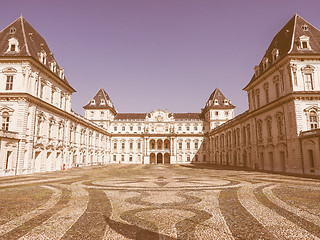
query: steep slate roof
[
  {"left": 114, "top": 112, "right": 201, "bottom": 120},
  {"left": 83, "top": 88, "right": 117, "bottom": 113},
  {"left": 173, "top": 113, "right": 202, "bottom": 120},
  {"left": 114, "top": 113, "right": 147, "bottom": 120},
  {"left": 202, "top": 88, "right": 235, "bottom": 112},
  {"left": 245, "top": 14, "right": 320, "bottom": 89},
  {"left": 0, "top": 16, "right": 74, "bottom": 92}
]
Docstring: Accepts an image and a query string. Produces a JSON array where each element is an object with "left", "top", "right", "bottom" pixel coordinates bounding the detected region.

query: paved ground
[{"left": 0, "top": 164, "right": 320, "bottom": 240}]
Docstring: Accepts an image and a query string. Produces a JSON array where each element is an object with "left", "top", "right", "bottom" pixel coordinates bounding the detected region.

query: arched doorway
[
  {"left": 150, "top": 153, "right": 156, "bottom": 164},
  {"left": 157, "top": 153, "right": 163, "bottom": 164},
  {"left": 164, "top": 153, "right": 170, "bottom": 164}
]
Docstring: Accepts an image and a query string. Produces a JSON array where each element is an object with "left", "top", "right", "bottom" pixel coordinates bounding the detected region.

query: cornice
[
  {"left": 0, "top": 92, "right": 110, "bottom": 135},
  {"left": 0, "top": 56, "right": 75, "bottom": 93}
]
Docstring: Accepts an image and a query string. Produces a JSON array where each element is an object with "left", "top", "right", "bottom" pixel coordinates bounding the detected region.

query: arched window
[{"left": 310, "top": 111, "right": 319, "bottom": 129}]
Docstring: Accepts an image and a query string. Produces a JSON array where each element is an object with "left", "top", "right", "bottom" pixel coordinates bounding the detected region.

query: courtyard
[{"left": 0, "top": 164, "right": 319, "bottom": 239}]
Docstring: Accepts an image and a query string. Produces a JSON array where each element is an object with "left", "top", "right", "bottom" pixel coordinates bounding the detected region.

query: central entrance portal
[
  {"left": 149, "top": 152, "right": 170, "bottom": 164},
  {"left": 157, "top": 153, "right": 163, "bottom": 164}
]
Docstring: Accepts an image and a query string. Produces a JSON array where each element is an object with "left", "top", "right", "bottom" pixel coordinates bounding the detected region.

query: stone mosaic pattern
[{"left": 0, "top": 164, "right": 319, "bottom": 239}]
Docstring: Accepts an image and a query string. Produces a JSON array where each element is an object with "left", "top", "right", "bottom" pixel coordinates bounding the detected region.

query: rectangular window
[
  {"left": 113, "top": 155, "right": 117, "bottom": 161},
  {"left": 129, "top": 156, "right": 133, "bottom": 161},
  {"left": 121, "top": 155, "right": 124, "bottom": 161},
  {"left": 6, "top": 76, "right": 13, "bottom": 90},
  {"left": 40, "top": 84, "right": 44, "bottom": 98},
  {"left": 187, "top": 142, "right": 190, "bottom": 149},
  {"left": 265, "top": 88, "right": 269, "bottom": 103},
  {"left": 10, "top": 44, "right": 16, "bottom": 51},
  {"left": 122, "top": 126, "right": 125, "bottom": 131},
  {"left": 113, "top": 143, "right": 117, "bottom": 150},
  {"left": 2, "top": 115, "right": 9, "bottom": 131},
  {"left": 275, "top": 82, "right": 280, "bottom": 98},
  {"left": 269, "top": 152, "right": 274, "bottom": 171},
  {"left": 195, "top": 142, "right": 198, "bottom": 149},
  {"left": 138, "top": 126, "right": 141, "bottom": 131},
  {"left": 187, "top": 156, "right": 190, "bottom": 162},
  {"left": 130, "top": 126, "right": 133, "bottom": 131},
  {"left": 280, "top": 151, "right": 286, "bottom": 172},
  {"left": 122, "top": 143, "right": 125, "bottom": 149},
  {"left": 310, "top": 112, "right": 318, "bottom": 129},
  {"left": 305, "top": 73, "right": 313, "bottom": 91},
  {"left": 5, "top": 151, "right": 12, "bottom": 169},
  {"left": 138, "top": 142, "right": 141, "bottom": 149},
  {"left": 114, "top": 126, "right": 117, "bottom": 131},
  {"left": 302, "top": 41, "right": 308, "bottom": 49},
  {"left": 308, "top": 150, "right": 315, "bottom": 170},
  {"left": 51, "top": 89, "right": 54, "bottom": 104},
  {"left": 179, "top": 142, "right": 182, "bottom": 150},
  {"left": 130, "top": 142, "right": 133, "bottom": 149}
]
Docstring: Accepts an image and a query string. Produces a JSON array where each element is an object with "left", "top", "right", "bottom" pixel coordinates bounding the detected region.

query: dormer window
[
  {"left": 100, "top": 99, "right": 105, "bottom": 105},
  {"left": 9, "top": 27, "right": 16, "bottom": 34},
  {"left": 272, "top": 48, "right": 279, "bottom": 62},
  {"left": 301, "top": 24, "right": 309, "bottom": 31},
  {"left": 90, "top": 99, "right": 95, "bottom": 105},
  {"left": 107, "top": 100, "right": 113, "bottom": 107},
  {"left": 262, "top": 57, "right": 269, "bottom": 70},
  {"left": 10, "top": 44, "right": 16, "bottom": 52},
  {"left": 214, "top": 99, "right": 219, "bottom": 105},
  {"left": 7, "top": 38, "right": 20, "bottom": 53},
  {"left": 224, "top": 99, "right": 229, "bottom": 105},
  {"left": 39, "top": 51, "right": 47, "bottom": 65},
  {"left": 59, "top": 68, "right": 64, "bottom": 79},
  {"left": 254, "top": 65, "right": 260, "bottom": 77},
  {"left": 298, "top": 35, "right": 311, "bottom": 50},
  {"left": 50, "top": 62, "right": 57, "bottom": 73}
]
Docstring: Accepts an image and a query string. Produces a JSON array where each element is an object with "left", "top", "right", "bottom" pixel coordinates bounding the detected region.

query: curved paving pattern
[{"left": 0, "top": 164, "right": 319, "bottom": 239}]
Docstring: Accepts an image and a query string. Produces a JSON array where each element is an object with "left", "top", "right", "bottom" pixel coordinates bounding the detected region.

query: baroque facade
[{"left": 0, "top": 14, "right": 319, "bottom": 176}]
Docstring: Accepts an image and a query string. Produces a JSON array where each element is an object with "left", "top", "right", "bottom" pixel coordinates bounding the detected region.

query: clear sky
[{"left": 1, "top": 0, "right": 320, "bottom": 116}]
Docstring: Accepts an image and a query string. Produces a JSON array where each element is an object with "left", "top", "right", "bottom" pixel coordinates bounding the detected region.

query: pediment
[
  {"left": 304, "top": 105, "right": 320, "bottom": 112},
  {"left": 146, "top": 110, "right": 174, "bottom": 122},
  {"left": 0, "top": 105, "right": 14, "bottom": 113}
]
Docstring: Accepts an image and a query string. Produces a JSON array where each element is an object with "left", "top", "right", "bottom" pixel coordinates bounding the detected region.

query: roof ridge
[
  {"left": 20, "top": 16, "right": 30, "bottom": 55},
  {"left": 288, "top": 14, "right": 298, "bottom": 53}
]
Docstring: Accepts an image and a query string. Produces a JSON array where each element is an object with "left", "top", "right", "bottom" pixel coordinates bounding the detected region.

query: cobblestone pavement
[{"left": 0, "top": 164, "right": 320, "bottom": 240}]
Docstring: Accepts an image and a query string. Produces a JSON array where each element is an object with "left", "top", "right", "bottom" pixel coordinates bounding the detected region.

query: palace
[{"left": 0, "top": 14, "right": 319, "bottom": 176}]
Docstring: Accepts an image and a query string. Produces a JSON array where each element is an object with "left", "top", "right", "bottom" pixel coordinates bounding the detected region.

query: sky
[{"left": 1, "top": 0, "right": 320, "bottom": 116}]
